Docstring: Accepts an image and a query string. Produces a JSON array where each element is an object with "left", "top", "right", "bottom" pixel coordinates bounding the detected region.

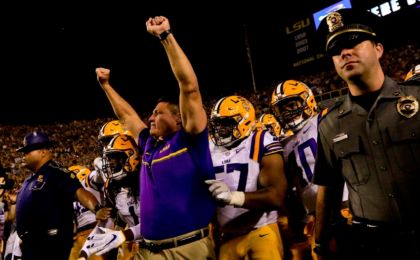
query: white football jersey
[
  {"left": 282, "top": 115, "right": 319, "bottom": 214},
  {"left": 86, "top": 170, "right": 106, "bottom": 192},
  {"left": 4, "top": 230, "right": 22, "bottom": 260},
  {"left": 210, "top": 130, "right": 283, "bottom": 233},
  {"left": 114, "top": 187, "right": 140, "bottom": 227},
  {"left": 0, "top": 201, "right": 5, "bottom": 237},
  {"left": 282, "top": 114, "right": 349, "bottom": 214}
]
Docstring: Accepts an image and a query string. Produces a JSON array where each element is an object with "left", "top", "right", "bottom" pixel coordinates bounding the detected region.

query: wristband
[
  {"left": 94, "top": 204, "right": 104, "bottom": 213},
  {"left": 159, "top": 29, "right": 172, "bottom": 41}
]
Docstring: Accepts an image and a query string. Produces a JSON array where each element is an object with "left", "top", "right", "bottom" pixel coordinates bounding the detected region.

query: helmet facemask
[
  {"left": 272, "top": 96, "right": 311, "bottom": 132},
  {"left": 271, "top": 80, "right": 316, "bottom": 133},
  {"left": 103, "top": 134, "right": 139, "bottom": 182},
  {"left": 104, "top": 151, "right": 127, "bottom": 181},
  {"left": 210, "top": 117, "right": 242, "bottom": 147},
  {"left": 210, "top": 96, "right": 255, "bottom": 148}
]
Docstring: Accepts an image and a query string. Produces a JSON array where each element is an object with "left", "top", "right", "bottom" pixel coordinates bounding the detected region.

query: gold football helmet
[
  {"left": 271, "top": 80, "right": 317, "bottom": 132},
  {"left": 259, "top": 113, "right": 282, "bottom": 137},
  {"left": 98, "top": 120, "right": 132, "bottom": 148},
  {"left": 68, "top": 165, "right": 91, "bottom": 182},
  {"left": 103, "top": 134, "right": 140, "bottom": 181},
  {"left": 209, "top": 95, "right": 256, "bottom": 147}
]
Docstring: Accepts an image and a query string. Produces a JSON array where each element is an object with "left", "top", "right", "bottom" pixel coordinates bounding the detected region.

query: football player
[
  {"left": 81, "top": 134, "right": 141, "bottom": 260},
  {"left": 96, "top": 120, "right": 132, "bottom": 182},
  {"left": 270, "top": 80, "right": 348, "bottom": 259},
  {"left": 206, "top": 95, "right": 287, "bottom": 259},
  {"left": 1, "top": 170, "right": 21, "bottom": 260}
]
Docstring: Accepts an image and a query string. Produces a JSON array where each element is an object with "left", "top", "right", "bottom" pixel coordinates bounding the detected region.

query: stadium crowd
[{"left": 1, "top": 41, "right": 418, "bottom": 196}]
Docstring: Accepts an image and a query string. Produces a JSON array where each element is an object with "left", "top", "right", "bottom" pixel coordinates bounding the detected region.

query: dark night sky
[{"left": 0, "top": 1, "right": 418, "bottom": 124}]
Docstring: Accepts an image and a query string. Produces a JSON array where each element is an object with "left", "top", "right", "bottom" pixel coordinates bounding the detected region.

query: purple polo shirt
[{"left": 138, "top": 128, "right": 216, "bottom": 240}]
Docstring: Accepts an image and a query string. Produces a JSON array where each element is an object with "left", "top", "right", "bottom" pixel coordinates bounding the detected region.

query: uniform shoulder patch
[
  {"left": 326, "top": 99, "right": 343, "bottom": 114},
  {"left": 49, "top": 161, "right": 76, "bottom": 178},
  {"left": 318, "top": 99, "right": 343, "bottom": 124},
  {"left": 64, "top": 168, "right": 77, "bottom": 179},
  {"left": 67, "top": 171, "right": 77, "bottom": 179}
]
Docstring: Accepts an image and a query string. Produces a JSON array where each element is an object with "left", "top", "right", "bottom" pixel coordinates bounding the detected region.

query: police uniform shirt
[
  {"left": 16, "top": 160, "right": 82, "bottom": 241},
  {"left": 313, "top": 77, "right": 420, "bottom": 225}
]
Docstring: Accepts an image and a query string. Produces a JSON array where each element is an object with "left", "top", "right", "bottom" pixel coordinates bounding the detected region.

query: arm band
[{"left": 159, "top": 29, "right": 172, "bottom": 41}]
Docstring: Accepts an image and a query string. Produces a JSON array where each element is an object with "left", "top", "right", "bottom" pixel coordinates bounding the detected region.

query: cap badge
[
  {"left": 327, "top": 12, "right": 344, "bottom": 33},
  {"left": 396, "top": 95, "right": 419, "bottom": 118}
]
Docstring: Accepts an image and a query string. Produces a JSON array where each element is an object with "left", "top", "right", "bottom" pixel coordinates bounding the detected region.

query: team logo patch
[
  {"left": 396, "top": 95, "right": 419, "bottom": 118},
  {"left": 160, "top": 144, "right": 170, "bottom": 153}
]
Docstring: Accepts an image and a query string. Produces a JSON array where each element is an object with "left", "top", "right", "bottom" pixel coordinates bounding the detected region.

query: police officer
[
  {"left": 15, "top": 131, "right": 108, "bottom": 260},
  {"left": 313, "top": 8, "right": 420, "bottom": 259}
]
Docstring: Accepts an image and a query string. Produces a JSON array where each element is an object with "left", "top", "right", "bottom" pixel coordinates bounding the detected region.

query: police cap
[
  {"left": 317, "top": 8, "right": 381, "bottom": 56},
  {"left": 17, "top": 131, "right": 53, "bottom": 153}
]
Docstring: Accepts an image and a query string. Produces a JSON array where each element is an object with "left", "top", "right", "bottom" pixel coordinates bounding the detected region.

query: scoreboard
[{"left": 284, "top": 0, "right": 420, "bottom": 69}]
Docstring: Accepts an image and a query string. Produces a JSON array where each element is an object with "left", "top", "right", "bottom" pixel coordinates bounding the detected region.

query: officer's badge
[
  {"left": 396, "top": 96, "right": 419, "bottom": 118},
  {"left": 326, "top": 12, "right": 344, "bottom": 33},
  {"left": 32, "top": 174, "right": 46, "bottom": 190},
  {"left": 37, "top": 175, "right": 44, "bottom": 183}
]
